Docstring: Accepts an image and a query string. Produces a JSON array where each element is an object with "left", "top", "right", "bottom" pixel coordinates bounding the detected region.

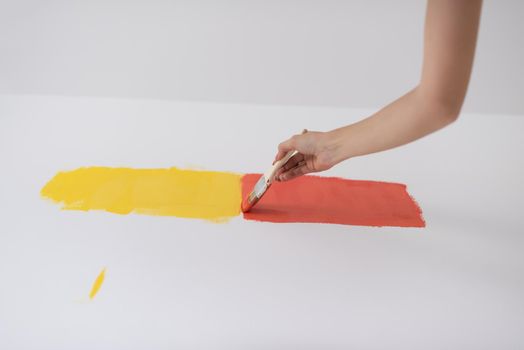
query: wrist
[{"left": 322, "top": 128, "right": 351, "bottom": 167}]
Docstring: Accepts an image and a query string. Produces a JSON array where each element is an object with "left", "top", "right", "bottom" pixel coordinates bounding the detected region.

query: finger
[
  {"left": 273, "top": 150, "right": 287, "bottom": 164},
  {"left": 274, "top": 168, "right": 284, "bottom": 181},
  {"left": 280, "top": 153, "right": 305, "bottom": 172},
  {"left": 274, "top": 139, "right": 295, "bottom": 162},
  {"left": 274, "top": 155, "right": 305, "bottom": 181},
  {"left": 275, "top": 133, "right": 309, "bottom": 160},
  {"left": 278, "top": 164, "right": 311, "bottom": 182},
  {"left": 305, "top": 155, "right": 318, "bottom": 173}
]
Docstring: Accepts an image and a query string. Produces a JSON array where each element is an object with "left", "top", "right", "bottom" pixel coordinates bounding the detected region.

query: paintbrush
[{"left": 241, "top": 129, "right": 307, "bottom": 212}]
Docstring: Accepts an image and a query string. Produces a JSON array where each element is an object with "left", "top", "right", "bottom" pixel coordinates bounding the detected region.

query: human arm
[{"left": 275, "top": 0, "right": 482, "bottom": 181}]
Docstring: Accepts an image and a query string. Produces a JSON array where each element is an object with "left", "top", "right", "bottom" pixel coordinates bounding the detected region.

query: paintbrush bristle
[{"left": 241, "top": 175, "right": 268, "bottom": 212}]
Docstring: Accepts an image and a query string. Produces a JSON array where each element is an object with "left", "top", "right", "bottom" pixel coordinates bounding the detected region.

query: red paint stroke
[{"left": 241, "top": 174, "right": 425, "bottom": 228}]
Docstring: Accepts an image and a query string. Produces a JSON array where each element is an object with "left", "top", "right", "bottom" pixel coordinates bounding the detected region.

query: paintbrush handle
[
  {"left": 274, "top": 150, "right": 298, "bottom": 169},
  {"left": 263, "top": 150, "right": 297, "bottom": 184},
  {"left": 263, "top": 129, "right": 307, "bottom": 183}
]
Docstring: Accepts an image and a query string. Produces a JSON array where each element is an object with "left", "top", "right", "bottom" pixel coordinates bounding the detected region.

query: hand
[{"left": 273, "top": 130, "right": 340, "bottom": 182}]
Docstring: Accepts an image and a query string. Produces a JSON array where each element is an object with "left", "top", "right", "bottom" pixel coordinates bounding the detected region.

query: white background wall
[{"left": 1, "top": 0, "right": 523, "bottom": 115}]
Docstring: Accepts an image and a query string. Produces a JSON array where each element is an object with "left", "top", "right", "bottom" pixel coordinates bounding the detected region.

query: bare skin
[{"left": 275, "top": 0, "right": 483, "bottom": 182}]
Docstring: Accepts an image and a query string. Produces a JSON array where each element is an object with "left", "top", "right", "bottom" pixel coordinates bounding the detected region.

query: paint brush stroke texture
[
  {"left": 242, "top": 174, "right": 425, "bottom": 227},
  {"left": 41, "top": 167, "right": 242, "bottom": 221},
  {"left": 41, "top": 167, "right": 424, "bottom": 227}
]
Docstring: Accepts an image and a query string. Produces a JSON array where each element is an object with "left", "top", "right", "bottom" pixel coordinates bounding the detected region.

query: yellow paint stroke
[
  {"left": 89, "top": 267, "right": 106, "bottom": 300},
  {"left": 41, "top": 167, "right": 242, "bottom": 221}
]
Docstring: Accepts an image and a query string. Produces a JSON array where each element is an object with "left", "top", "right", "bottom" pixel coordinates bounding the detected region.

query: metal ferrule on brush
[
  {"left": 241, "top": 176, "right": 268, "bottom": 212},
  {"left": 241, "top": 132, "right": 304, "bottom": 212}
]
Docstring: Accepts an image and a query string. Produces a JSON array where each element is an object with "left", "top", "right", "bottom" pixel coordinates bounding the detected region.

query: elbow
[
  {"left": 417, "top": 87, "right": 464, "bottom": 126},
  {"left": 439, "top": 103, "right": 461, "bottom": 125},
  {"left": 430, "top": 95, "right": 463, "bottom": 125}
]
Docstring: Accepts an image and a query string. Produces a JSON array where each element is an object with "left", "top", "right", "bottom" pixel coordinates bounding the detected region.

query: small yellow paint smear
[
  {"left": 89, "top": 268, "right": 106, "bottom": 300},
  {"left": 41, "top": 167, "right": 242, "bottom": 221}
]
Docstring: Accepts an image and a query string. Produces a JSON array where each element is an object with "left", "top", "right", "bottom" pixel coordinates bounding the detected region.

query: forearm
[
  {"left": 328, "top": 85, "right": 458, "bottom": 162},
  {"left": 327, "top": 0, "right": 482, "bottom": 164},
  {"left": 274, "top": 1, "right": 482, "bottom": 181}
]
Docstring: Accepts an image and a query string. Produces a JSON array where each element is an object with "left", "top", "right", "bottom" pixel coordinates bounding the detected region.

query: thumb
[{"left": 274, "top": 133, "right": 312, "bottom": 162}]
